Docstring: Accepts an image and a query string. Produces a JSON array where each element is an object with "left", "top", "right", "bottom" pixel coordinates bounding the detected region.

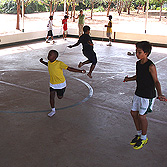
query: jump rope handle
[
  {"left": 157, "top": 97, "right": 167, "bottom": 101},
  {"left": 123, "top": 75, "right": 128, "bottom": 82}
]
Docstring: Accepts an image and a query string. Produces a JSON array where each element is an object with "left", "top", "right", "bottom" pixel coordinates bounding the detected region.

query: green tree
[{"left": 151, "top": 0, "right": 167, "bottom": 20}]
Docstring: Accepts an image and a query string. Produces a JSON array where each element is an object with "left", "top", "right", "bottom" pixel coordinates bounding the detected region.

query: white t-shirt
[
  {"left": 50, "top": 81, "right": 66, "bottom": 89},
  {"left": 47, "top": 20, "right": 53, "bottom": 31}
]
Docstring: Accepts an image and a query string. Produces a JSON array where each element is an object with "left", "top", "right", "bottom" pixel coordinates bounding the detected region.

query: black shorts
[
  {"left": 83, "top": 50, "right": 97, "bottom": 65},
  {"left": 50, "top": 87, "right": 66, "bottom": 97},
  {"left": 47, "top": 30, "right": 53, "bottom": 37}
]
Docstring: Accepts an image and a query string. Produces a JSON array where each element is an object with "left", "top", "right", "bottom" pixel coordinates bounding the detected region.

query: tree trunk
[
  {"left": 117, "top": 0, "right": 123, "bottom": 16},
  {"left": 50, "top": 0, "right": 53, "bottom": 16},
  {"left": 91, "top": 0, "right": 94, "bottom": 19},
  {"left": 16, "top": 0, "right": 21, "bottom": 30},
  {"left": 159, "top": 3, "right": 163, "bottom": 21},
  {"left": 127, "top": 0, "right": 132, "bottom": 15},
  {"left": 53, "top": 1, "right": 58, "bottom": 14},
  {"left": 107, "top": 1, "right": 112, "bottom": 16},
  {"left": 73, "top": 1, "right": 75, "bottom": 22},
  {"left": 144, "top": 1, "right": 146, "bottom": 12},
  {"left": 66, "top": 3, "right": 69, "bottom": 16},
  {"left": 71, "top": 3, "right": 73, "bottom": 19}
]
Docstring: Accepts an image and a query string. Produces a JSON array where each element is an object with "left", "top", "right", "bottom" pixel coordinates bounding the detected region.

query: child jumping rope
[
  {"left": 124, "top": 41, "right": 166, "bottom": 149},
  {"left": 68, "top": 25, "right": 97, "bottom": 78},
  {"left": 40, "top": 50, "right": 86, "bottom": 117}
]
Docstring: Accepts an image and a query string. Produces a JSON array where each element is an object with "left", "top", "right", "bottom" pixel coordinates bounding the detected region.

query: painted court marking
[{"left": 0, "top": 69, "right": 93, "bottom": 114}]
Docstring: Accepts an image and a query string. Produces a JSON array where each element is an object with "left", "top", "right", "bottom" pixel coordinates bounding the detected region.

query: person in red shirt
[{"left": 62, "top": 15, "right": 69, "bottom": 40}]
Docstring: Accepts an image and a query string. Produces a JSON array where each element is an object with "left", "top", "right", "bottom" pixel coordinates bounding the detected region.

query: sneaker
[
  {"left": 107, "top": 43, "right": 112, "bottom": 46},
  {"left": 133, "top": 138, "right": 148, "bottom": 150},
  {"left": 130, "top": 135, "right": 140, "bottom": 145},
  {"left": 48, "top": 110, "right": 56, "bottom": 117},
  {"left": 46, "top": 41, "right": 50, "bottom": 43}
]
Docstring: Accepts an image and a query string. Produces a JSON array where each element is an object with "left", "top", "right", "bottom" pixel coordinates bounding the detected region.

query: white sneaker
[{"left": 48, "top": 110, "right": 56, "bottom": 117}]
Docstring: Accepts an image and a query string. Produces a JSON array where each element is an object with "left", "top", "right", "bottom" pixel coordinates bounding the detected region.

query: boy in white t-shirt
[{"left": 46, "top": 16, "right": 55, "bottom": 44}]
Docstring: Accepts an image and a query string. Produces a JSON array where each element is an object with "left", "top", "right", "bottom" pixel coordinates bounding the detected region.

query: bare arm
[
  {"left": 40, "top": 58, "right": 48, "bottom": 66},
  {"left": 68, "top": 40, "right": 80, "bottom": 48},
  {"left": 105, "top": 22, "right": 112, "bottom": 28},
  {"left": 67, "top": 67, "right": 86, "bottom": 74},
  {"left": 123, "top": 75, "right": 136, "bottom": 82},
  {"left": 149, "top": 64, "right": 166, "bottom": 101}
]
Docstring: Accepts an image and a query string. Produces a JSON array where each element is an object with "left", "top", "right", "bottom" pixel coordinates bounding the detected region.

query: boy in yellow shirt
[
  {"left": 40, "top": 50, "right": 86, "bottom": 117},
  {"left": 105, "top": 15, "right": 112, "bottom": 46}
]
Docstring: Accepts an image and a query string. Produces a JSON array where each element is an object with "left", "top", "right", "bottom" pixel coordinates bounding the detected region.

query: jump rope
[{"left": 123, "top": 75, "right": 167, "bottom": 101}]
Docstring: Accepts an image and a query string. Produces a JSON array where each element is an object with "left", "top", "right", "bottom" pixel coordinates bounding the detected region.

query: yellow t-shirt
[
  {"left": 48, "top": 60, "right": 68, "bottom": 84},
  {"left": 107, "top": 20, "right": 112, "bottom": 33}
]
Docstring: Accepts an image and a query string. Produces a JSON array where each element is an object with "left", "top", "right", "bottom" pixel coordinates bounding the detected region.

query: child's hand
[
  {"left": 81, "top": 70, "right": 86, "bottom": 74},
  {"left": 40, "top": 58, "right": 43, "bottom": 63},
  {"left": 123, "top": 76, "right": 128, "bottom": 82},
  {"left": 68, "top": 45, "right": 72, "bottom": 48},
  {"left": 104, "top": 25, "right": 107, "bottom": 27},
  {"left": 157, "top": 95, "right": 167, "bottom": 101},
  {"left": 88, "top": 41, "right": 93, "bottom": 46}
]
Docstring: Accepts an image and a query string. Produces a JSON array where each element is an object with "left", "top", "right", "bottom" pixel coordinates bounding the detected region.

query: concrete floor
[{"left": 0, "top": 38, "right": 167, "bottom": 167}]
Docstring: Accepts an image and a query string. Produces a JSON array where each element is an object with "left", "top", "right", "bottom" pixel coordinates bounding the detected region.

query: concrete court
[{"left": 0, "top": 38, "right": 167, "bottom": 167}]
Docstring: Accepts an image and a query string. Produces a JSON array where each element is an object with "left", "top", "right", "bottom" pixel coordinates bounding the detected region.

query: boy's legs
[
  {"left": 131, "top": 110, "right": 141, "bottom": 131},
  {"left": 131, "top": 111, "right": 148, "bottom": 136},
  {"left": 130, "top": 95, "right": 155, "bottom": 149},
  {"left": 51, "top": 36, "right": 55, "bottom": 43},
  {"left": 78, "top": 60, "right": 91, "bottom": 68},
  {"left": 50, "top": 91, "right": 55, "bottom": 108},
  {"left": 87, "top": 64, "right": 96, "bottom": 78},
  {"left": 78, "top": 24, "right": 84, "bottom": 37},
  {"left": 46, "top": 35, "right": 49, "bottom": 43},
  {"left": 139, "top": 114, "right": 148, "bottom": 136},
  {"left": 48, "top": 90, "right": 56, "bottom": 117}
]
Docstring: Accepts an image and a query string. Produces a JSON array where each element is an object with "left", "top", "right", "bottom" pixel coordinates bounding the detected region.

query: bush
[{"left": 93, "top": 6, "right": 105, "bottom": 12}]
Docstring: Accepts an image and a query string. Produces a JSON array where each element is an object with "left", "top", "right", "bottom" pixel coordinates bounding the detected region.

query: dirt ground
[{"left": 0, "top": 10, "right": 167, "bottom": 35}]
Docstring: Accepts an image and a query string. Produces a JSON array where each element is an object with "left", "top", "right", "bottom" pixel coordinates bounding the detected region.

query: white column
[
  {"left": 22, "top": 0, "right": 24, "bottom": 32},
  {"left": 145, "top": 0, "right": 149, "bottom": 34}
]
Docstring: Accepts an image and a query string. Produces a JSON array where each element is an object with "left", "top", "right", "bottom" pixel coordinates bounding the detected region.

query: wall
[{"left": 0, "top": 28, "right": 166, "bottom": 47}]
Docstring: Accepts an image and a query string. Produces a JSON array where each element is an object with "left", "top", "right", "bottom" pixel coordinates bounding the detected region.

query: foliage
[
  {"left": 0, "top": 1, "right": 17, "bottom": 14},
  {"left": 0, "top": 0, "right": 167, "bottom": 14},
  {"left": 93, "top": 5, "right": 105, "bottom": 12}
]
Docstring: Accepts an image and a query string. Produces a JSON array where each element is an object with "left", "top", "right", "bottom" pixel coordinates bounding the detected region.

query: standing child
[
  {"left": 46, "top": 16, "right": 55, "bottom": 44},
  {"left": 123, "top": 41, "right": 166, "bottom": 150},
  {"left": 68, "top": 25, "right": 97, "bottom": 79},
  {"left": 105, "top": 15, "right": 112, "bottom": 46},
  {"left": 40, "top": 50, "right": 86, "bottom": 117},
  {"left": 75, "top": 9, "right": 85, "bottom": 37},
  {"left": 62, "top": 15, "right": 69, "bottom": 40}
]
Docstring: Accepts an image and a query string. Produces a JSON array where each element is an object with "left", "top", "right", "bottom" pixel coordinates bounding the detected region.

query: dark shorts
[
  {"left": 83, "top": 50, "right": 97, "bottom": 65},
  {"left": 47, "top": 30, "right": 53, "bottom": 37},
  {"left": 50, "top": 87, "right": 66, "bottom": 97}
]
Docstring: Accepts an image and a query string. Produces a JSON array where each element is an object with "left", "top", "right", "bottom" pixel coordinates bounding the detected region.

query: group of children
[
  {"left": 45, "top": 12, "right": 113, "bottom": 46},
  {"left": 41, "top": 13, "right": 166, "bottom": 150}
]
